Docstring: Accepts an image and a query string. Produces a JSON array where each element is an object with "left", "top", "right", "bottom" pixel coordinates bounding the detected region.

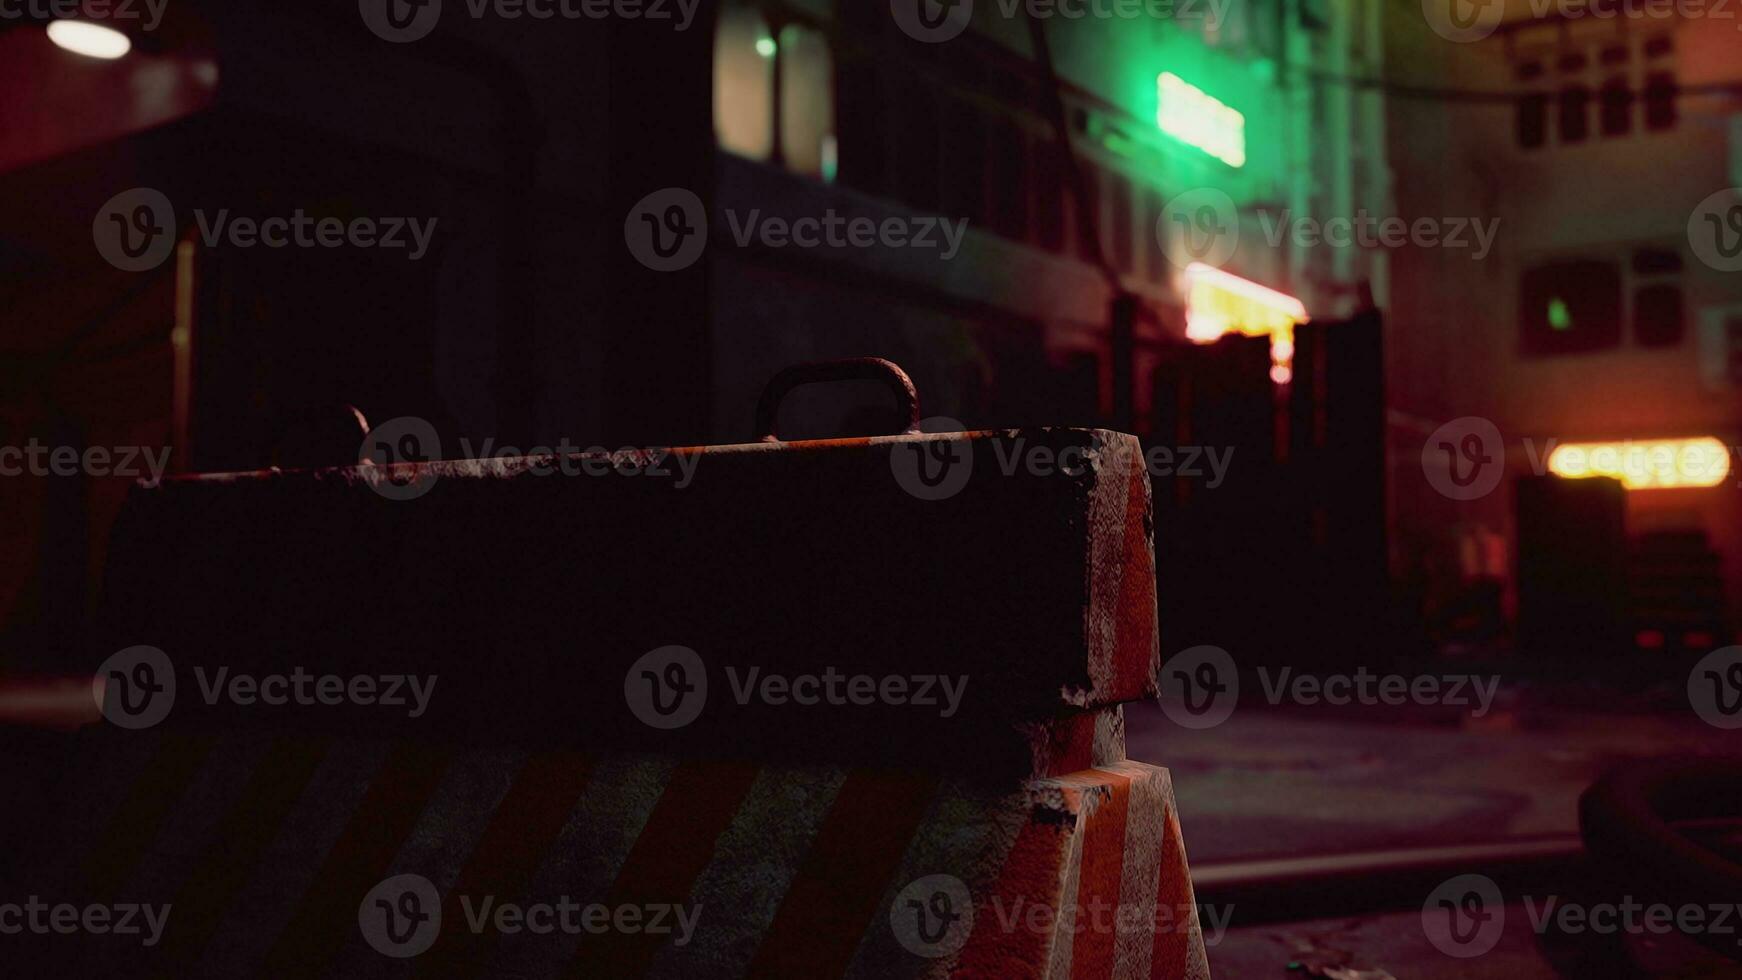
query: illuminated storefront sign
[
  {"left": 1183, "top": 263, "right": 1307, "bottom": 384},
  {"left": 1157, "top": 72, "right": 1245, "bottom": 168},
  {"left": 1547, "top": 437, "right": 1731, "bottom": 489}
]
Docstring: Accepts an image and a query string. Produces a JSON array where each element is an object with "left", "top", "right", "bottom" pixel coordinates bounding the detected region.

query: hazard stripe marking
[
  {"left": 1068, "top": 770, "right": 1131, "bottom": 978},
  {"left": 1114, "top": 763, "right": 1168, "bottom": 979},
  {"left": 952, "top": 811, "right": 1075, "bottom": 979},
  {"left": 80, "top": 732, "right": 216, "bottom": 901},
  {"left": 567, "top": 758, "right": 762, "bottom": 978},
  {"left": 1151, "top": 805, "right": 1201, "bottom": 979},
  {"left": 483, "top": 753, "right": 678, "bottom": 977},
  {"left": 1114, "top": 450, "right": 1159, "bottom": 699},
  {"left": 746, "top": 768, "right": 939, "bottom": 979},
  {"left": 262, "top": 739, "right": 454, "bottom": 976},
  {"left": 644, "top": 764, "right": 848, "bottom": 979},
  {"left": 192, "top": 737, "right": 393, "bottom": 976},
  {"left": 146, "top": 736, "right": 331, "bottom": 976},
  {"left": 417, "top": 750, "right": 595, "bottom": 980}
]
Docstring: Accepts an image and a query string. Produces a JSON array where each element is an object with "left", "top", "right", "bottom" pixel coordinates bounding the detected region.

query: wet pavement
[
  {"left": 1123, "top": 691, "right": 1740, "bottom": 977},
  {"left": 1125, "top": 697, "right": 1728, "bottom": 865}
]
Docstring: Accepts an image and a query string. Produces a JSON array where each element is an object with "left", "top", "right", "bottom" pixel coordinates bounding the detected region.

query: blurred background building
[
  {"left": 1386, "top": 0, "right": 1742, "bottom": 656},
  {"left": 3, "top": 0, "right": 1739, "bottom": 676}
]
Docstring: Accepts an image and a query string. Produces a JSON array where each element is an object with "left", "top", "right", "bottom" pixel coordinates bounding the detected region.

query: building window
[
  {"left": 1520, "top": 260, "right": 1622, "bottom": 356},
  {"left": 1600, "top": 78, "right": 1632, "bottom": 136},
  {"left": 714, "top": 5, "right": 775, "bottom": 162},
  {"left": 1559, "top": 85, "right": 1590, "bottom": 143},
  {"left": 1034, "top": 141, "right": 1066, "bottom": 253},
  {"left": 1634, "top": 284, "right": 1685, "bottom": 347},
  {"left": 1143, "top": 188, "right": 1167, "bottom": 283},
  {"left": 942, "top": 99, "right": 987, "bottom": 227},
  {"left": 1644, "top": 71, "right": 1676, "bottom": 130},
  {"left": 1518, "top": 93, "right": 1548, "bottom": 149},
  {"left": 1076, "top": 164, "right": 1101, "bottom": 259},
  {"left": 778, "top": 24, "right": 836, "bottom": 181},
  {"left": 1110, "top": 173, "right": 1133, "bottom": 275},
  {"left": 986, "top": 119, "right": 1028, "bottom": 241},
  {"left": 892, "top": 74, "right": 941, "bottom": 211}
]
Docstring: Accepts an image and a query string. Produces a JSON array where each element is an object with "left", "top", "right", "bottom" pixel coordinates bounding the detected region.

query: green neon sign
[{"left": 1157, "top": 72, "right": 1246, "bottom": 168}]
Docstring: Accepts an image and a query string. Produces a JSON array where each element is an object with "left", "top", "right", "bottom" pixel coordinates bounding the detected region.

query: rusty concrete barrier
[{"left": 23, "top": 359, "right": 1210, "bottom": 977}]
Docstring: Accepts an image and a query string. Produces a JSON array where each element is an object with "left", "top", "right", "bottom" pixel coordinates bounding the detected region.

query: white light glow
[{"left": 47, "top": 20, "right": 132, "bottom": 60}]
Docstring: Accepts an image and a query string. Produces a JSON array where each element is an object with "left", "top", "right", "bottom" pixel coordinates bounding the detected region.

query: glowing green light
[
  {"left": 1157, "top": 72, "right": 1246, "bottom": 168},
  {"left": 1548, "top": 297, "right": 1572, "bottom": 331},
  {"left": 755, "top": 37, "right": 777, "bottom": 58}
]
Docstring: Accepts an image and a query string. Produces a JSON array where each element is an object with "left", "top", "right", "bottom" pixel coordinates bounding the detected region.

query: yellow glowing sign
[
  {"left": 1158, "top": 72, "right": 1246, "bottom": 168},
  {"left": 1184, "top": 263, "right": 1307, "bottom": 384},
  {"left": 1547, "top": 437, "right": 1731, "bottom": 489}
]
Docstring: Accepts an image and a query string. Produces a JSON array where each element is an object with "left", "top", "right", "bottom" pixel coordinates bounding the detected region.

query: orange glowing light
[
  {"left": 1547, "top": 437, "right": 1731, "bottom": 489},
  {"left": 1183, "top": 263, "right": 1308, "bottom": 384}
]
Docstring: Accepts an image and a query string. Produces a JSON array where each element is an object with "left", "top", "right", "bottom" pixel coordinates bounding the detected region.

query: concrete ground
[
  {"left": 1126, "top": 698, "right": 1725, "bottom": 866},
  {"left": 1123, "top": 692, "right": 1739, "bottom": 977}
]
